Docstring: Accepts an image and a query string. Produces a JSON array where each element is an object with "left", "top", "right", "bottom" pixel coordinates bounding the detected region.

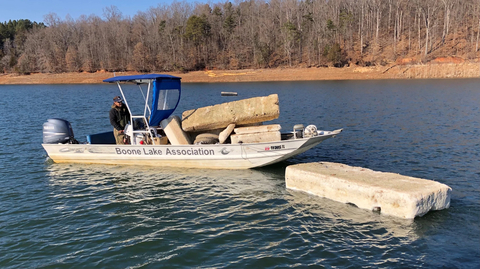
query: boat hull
[{"left": 42, "top": 130, "right": 341, "bottom": 169}]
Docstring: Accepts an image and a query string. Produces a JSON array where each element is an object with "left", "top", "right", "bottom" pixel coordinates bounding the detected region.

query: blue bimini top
[
  {"left": 104, "top": 74, "right": 182, "bottom": 126},
  {"left": 103, "top": 74, "right": 180, "bottom": 83}
]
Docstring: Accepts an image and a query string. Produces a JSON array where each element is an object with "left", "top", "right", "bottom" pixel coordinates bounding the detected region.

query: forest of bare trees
[{"left": 1, "top": 0, "right": 479, "bottom": 74}]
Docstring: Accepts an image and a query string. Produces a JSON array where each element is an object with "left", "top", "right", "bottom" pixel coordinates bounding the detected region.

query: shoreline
[{"left": 1, "top": 63, "right": 479, "bottom": 84}]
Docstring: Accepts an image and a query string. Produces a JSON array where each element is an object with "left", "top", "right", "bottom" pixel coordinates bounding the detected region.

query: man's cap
[{"left": 113, "top": 96, "right": 122, "bottom": 103}]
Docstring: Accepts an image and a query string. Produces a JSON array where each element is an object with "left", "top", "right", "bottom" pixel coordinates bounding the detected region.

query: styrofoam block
[
  {"left": 219, "top": 124, "right": 235, "bottom": 144},
  {"left": 160, "top": 115, "right": 191, "bottom": 145},
  {"left": 234, "top": 124, "right": 281, "bottom": 134},
  {"left": 285, "top": 162, "right": 452, "bottom": 219},
  {"left": 231, "top": 131, "right": 281, "bottom": 144},
  {"left": 182, "top": 94, "right": 279, "bottom": 132}
]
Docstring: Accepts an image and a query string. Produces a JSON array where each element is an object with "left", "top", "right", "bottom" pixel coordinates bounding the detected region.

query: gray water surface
[{"left": 0, "top": 79, "right": 479, "bottom": 268}]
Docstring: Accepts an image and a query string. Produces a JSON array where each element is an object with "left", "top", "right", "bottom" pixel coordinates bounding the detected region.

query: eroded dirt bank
[{"left": 0, "top": 63, "right": 479, "bottom": 84}]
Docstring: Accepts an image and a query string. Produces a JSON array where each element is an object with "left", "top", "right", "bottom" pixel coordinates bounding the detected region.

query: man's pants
[{"left": 114, "top": 128, "right": 126, "bottom": 144}]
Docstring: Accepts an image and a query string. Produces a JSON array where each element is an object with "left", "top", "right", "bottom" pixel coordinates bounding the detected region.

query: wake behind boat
[{"left": 42, "top": 74, "right": 341, "bottom": 169}]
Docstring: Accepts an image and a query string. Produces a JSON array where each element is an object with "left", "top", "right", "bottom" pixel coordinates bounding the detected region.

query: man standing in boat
[{"left": 109, "top": 96, "right": 130, "bottom": 144}]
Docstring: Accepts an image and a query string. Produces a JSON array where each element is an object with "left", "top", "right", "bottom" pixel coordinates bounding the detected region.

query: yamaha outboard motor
[{"left": 43, "top": 118, "right": 78, "bottom": 144}]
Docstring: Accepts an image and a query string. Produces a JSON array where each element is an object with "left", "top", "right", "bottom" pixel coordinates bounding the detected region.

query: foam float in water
[{"left": 285, "top": 162, "right": 452, "bottom": 219}]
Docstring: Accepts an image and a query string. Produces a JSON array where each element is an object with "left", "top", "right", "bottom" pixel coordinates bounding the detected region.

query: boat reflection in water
[{"left": 45, "top": 162, "right": 284, "bottom": 205}]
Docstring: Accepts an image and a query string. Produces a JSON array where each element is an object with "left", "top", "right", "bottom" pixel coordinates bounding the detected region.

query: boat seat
[{"left": 160, "top": 115, "right": 191, "bottom": 145}]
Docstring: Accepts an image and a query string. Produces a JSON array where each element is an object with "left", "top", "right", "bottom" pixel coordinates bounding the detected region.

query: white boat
[{"left": 42, "top": 74, "right": 342, "bottom": 169}]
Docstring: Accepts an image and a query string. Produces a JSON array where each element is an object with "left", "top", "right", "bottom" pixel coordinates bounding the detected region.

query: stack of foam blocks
[{"left": 160, "top": 94, "right": 282, "bottom": 145}]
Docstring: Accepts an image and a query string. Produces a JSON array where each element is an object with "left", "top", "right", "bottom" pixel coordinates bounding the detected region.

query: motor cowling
[{"left": 43, "top": 118, "right": 77, "bottom": 144}]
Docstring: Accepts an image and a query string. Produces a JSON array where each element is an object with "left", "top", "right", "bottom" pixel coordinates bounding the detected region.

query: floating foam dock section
[{"left": 285, "top": 162, "right": 451, "bottom": 219}]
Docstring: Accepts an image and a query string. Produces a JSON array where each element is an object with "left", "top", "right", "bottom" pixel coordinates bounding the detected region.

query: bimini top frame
[{"left": 103, "top": 74, "right": 182, "bottom": 145}]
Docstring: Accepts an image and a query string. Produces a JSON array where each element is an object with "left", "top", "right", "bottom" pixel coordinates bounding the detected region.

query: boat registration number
[{"left": 265, "top": 145, "right": 285, "bottom": 151}]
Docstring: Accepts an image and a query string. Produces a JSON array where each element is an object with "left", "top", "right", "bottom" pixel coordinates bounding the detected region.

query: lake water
[{"left": 0, "top": 79, "right": 479, "bottom": 268}]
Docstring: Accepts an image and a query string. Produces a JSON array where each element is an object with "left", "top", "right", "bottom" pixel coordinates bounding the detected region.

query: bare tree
[{"left": 7, "top": 0, "right": 479, "bottom": 73}]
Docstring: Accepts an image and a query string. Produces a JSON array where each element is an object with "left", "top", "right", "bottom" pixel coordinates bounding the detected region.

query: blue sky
[{"left": 1, "top": 0, "right": 217, "bottom": 24}]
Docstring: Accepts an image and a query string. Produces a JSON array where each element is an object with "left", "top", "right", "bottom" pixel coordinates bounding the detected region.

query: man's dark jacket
[{"left": 109, "top": 104, "right": 130, "bottom": 131}]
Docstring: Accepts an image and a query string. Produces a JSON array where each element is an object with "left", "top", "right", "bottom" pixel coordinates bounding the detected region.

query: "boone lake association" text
[{"left": 115, "top": 147, "right": 215, "bottom": 156}]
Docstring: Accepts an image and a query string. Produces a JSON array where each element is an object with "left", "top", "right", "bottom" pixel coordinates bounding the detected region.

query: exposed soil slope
[{"left": 0, "top": 63, "right": 479, "bottom": 85}]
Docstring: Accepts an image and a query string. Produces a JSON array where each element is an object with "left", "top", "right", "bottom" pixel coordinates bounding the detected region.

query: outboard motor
[{"left": 43, "top": 118, "right": 78, "bottom": 144}]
